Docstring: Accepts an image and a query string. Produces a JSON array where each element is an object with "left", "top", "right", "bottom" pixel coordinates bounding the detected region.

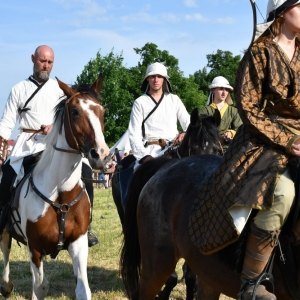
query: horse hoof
[{"left": 1, "top": 281, "right": 14, "bottom": 298}]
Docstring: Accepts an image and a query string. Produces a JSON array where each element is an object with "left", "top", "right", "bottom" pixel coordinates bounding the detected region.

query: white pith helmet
[
  {"left": 141, "top": 62, "right": 172, "bottom": 93},
  {"left": 207, "top": 76, "right": 233, "bottom": 105}
]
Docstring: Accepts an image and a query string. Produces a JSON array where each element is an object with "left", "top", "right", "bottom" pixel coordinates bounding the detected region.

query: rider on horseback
[
  {"left": 189, "top": 1, "right": 300, "bottom": 299},
  {"left": 0, "top": 45, "right": 98, "bottom": 247},
  {"left": 128, "top": 62, "right": 190, "bottom": 165},
  {"left": 199, "top": 76, "right": 242, "bottom": 150}
]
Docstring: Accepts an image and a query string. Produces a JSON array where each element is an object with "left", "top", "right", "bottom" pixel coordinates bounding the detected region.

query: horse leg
[
  {"left": 157, "top": 271, "right": 178, "bottom": 300},
  {"left": 0, "top": 230, "right": 13, "bottom": 297},
  {"left": 196, "top": 276, "right": 220, "bottom": 300},
  {"left": 138, "top": 249, "right": 178, "bottom": 299},
  {"left": 29, "top": 250, "right": 49, "bottom": 300},
  {"left": 183, "top": 263, "right": 197, "bottom": 300},
  {"left": 68, "top": 233, "right": 91, "bottom": 300}
]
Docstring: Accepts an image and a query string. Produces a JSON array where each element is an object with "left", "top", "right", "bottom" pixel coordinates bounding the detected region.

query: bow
[{"left": 249, "top": 0, "right": 257, "bottom": 49}]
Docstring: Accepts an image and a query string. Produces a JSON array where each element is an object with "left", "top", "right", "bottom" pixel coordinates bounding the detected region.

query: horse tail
[{"left": 120, "top": 156, "right": 171, "bottom": 298}]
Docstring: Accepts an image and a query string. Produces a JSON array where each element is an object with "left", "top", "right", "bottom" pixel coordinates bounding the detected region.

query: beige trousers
[{"left": 254, "top": 167, "right": 295, "bottom": 231}]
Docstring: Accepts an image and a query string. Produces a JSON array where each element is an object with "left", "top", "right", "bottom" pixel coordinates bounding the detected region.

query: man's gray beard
[{"left": 33, "top": 67, "right": 50, "bottom": 82}]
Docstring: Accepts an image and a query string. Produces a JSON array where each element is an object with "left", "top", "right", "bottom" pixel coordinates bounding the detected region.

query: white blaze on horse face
[{"left": 80, "top": 99, "right": 110, "bottom": 159}]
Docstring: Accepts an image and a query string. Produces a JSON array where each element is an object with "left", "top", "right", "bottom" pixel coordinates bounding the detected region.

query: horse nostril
[{"left": 90, "top": 149, "right": 99, "bottom": 159}]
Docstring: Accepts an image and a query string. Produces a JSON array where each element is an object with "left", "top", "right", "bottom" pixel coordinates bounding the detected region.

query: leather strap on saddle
[
  {"left": 147, "top": 139, "right": 167, "bottom": 149},
  {"left": 0, "top": 136, "right": 8, "bottom": 161}
]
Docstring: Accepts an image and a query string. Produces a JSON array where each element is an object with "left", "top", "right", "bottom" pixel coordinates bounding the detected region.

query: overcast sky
[{"left": 1, "top": 0, "right": 267, "bottom": 138}]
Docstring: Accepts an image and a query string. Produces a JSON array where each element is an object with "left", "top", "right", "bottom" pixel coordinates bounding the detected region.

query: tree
[{"left": 75, "top": 50, "right": 134, "bottom": 146}]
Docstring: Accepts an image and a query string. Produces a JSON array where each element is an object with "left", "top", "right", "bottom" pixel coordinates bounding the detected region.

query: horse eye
[{"left": 71, "top": 108, "right": 80, "bottom": 117}]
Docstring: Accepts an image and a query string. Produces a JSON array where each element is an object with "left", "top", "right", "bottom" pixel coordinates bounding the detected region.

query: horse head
[
  {"left": 56, "top": 74, "right": 111, "bottom": 171},
  {"left": 178, "top": 108, "right": 223, "bottom": 157}
]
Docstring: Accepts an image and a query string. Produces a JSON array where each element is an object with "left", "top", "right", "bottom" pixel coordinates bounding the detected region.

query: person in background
[
  {"left": 98, "top": 171, "right": 108, "bottom": 189},
  {"left": 199, "top": 76, "right": 242, "bottom": 150},
  {"left": 128, "top": 62, "right": 190, "bottom": 165}
]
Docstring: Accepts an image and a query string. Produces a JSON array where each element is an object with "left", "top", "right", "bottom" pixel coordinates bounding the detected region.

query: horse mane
[{"left": 33, "top": 98, "right": 66, "bottom": 177}]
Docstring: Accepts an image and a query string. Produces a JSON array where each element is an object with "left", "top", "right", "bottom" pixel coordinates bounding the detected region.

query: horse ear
[
  {"left": 213, "top": 109, "right": 221, "bottom": 127},
  {"left": 92, "top": 74, "right": 104, "bottom": 94},
  {"left": 56, "top": 77, "right": 75, "bottom": 98},
  {"left": 190, "top": 108, "right": 199, "bottom": 126}
]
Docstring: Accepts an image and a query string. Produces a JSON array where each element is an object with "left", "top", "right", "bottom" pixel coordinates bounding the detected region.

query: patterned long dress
[{"left": 189, "top": 37, "right": 300, "bottom": 255}]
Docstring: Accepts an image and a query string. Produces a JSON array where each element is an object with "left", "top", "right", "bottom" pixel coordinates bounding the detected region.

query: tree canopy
[{"left": 75, "top": 43, "right": 241, "bottom": 146}]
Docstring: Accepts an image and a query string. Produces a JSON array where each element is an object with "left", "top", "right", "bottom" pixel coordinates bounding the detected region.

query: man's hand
[
  {"left": 41, "top": 124, "right": 53, "bottom": 135},
  {"left": 174, "top": 132, "right": 186, "bottom": 143}
]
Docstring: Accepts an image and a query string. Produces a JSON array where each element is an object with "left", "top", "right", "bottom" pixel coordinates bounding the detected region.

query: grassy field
[{"left": 0, "top": 188, "right": 234, "bottom": 299}]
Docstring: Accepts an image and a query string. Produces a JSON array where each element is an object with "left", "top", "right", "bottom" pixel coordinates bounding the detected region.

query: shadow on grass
[{"left": 0, "top": 259, "right": 124, "bottom": 299}]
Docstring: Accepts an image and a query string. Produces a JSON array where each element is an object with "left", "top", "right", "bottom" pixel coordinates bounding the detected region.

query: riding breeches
[{"left": 253, "top": 167, "right": 295, "bottom": 231}]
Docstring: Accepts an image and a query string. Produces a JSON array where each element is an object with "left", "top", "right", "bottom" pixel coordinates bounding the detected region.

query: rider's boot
[
  {"left": 87, "top": 224, "right": 99, "bottom": 247},
  {"left": 238, "top": 222, "right": 279, "bottom": 300},
  {"left": 0, "top": 200, "right": 10, "bottom": 235}
]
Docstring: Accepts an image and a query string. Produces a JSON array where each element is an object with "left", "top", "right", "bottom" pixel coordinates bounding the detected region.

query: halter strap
[{"left": 28, "top": 174, "right": 86, "bottom": 259}]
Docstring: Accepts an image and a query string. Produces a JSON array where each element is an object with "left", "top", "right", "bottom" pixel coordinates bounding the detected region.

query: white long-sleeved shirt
[
  {"left": 0, "top": 76, "right": 63, "bottom": 180},
  {"left": 128, "top": 92, "right": 190, "bottom": 161}
]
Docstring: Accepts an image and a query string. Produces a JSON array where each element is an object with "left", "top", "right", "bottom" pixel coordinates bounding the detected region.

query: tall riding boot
[
  {"left": 0, "top": 201, "right": 11, "bottom": 235},
  {"left": 238, "top": 222, "right": 279, "bottom": 300}
]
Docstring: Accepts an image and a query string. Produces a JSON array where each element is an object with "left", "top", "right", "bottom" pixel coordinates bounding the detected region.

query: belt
[{"left": 23, "top": 125, "right": 47, "bottom": 141}]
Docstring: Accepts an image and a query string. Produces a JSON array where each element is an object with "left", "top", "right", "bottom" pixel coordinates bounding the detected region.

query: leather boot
[
  {"left": 0, "top": 203, "right": 10, "bottom": 235},
  {"left": 238, "top": 222, "right": 279, "bottom": 300},
  {"left": 87, "top": 224, "right": 99, "bottom": 247}
]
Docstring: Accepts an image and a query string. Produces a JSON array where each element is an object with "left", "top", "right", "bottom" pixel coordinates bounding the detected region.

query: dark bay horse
[
  {"left": 120, "top": 154, "right": 300, "bottom": 299},
  {"left": 0, "top": 74, "right": 110, "bottom": 300},
  {"left": 114, "top": 109, "right": 223, "bottom": 299}
]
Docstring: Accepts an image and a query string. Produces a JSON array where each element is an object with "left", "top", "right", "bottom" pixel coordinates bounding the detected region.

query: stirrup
[{"left": 238, "top": 249, "right": 276, "bottom": 300}]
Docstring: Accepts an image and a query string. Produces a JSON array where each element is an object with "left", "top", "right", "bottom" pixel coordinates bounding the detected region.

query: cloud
[
  {"left": 183, "top": 0, "right": 198, "bottom": 7},
  {"left": 216, "top": 17, "right": 235, "bottom": 24},
  {"left": 185, "top": 13, "right": 209, "bottom": 22},
  {"left": 121, "top": 12, "right": 161, "bottom": 24}
]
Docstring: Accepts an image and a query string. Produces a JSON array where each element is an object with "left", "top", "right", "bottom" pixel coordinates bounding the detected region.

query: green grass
[{"left": 0, "top": 188, "right": 232, "bottom": 299}]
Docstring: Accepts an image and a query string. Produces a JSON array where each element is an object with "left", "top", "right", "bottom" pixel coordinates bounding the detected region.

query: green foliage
[
  {"left": 76, "top": 45, "right": 241, "bottom": 146},
  {"left": 75, "top": 50, "right": 134, "bottom": 147}
]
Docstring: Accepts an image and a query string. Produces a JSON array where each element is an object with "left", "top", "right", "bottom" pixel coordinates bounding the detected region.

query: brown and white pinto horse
[{"left": 0, "top": 74, "right": 110, "bottom": 300}]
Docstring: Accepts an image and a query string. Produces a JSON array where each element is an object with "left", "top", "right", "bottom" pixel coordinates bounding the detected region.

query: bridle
[{"left": 54, "top": 91, "right": 95, "bottom": 156}]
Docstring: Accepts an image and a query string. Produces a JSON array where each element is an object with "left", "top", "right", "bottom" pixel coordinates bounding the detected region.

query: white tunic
[
  {"left": 0, "top": 77, "right": 63, "bottom": 181},
  {"left": 128, "top": 92, "right": 190, "bottom": 161}
]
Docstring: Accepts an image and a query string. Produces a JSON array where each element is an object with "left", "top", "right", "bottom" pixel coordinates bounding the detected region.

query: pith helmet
[
  {"left": 141, "top": 62, "right": 172, "bottom": 93},
  {"left": 207, "top": 76, "right": 233, "bottom": 105}
]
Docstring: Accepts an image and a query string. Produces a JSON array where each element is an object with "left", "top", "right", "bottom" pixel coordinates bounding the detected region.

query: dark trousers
[
  {"left": 0, "top": 152, "right": 43, "bottom": 206},
  {"left": 81, "top": 162, "right": 94, "bottom": 223}
]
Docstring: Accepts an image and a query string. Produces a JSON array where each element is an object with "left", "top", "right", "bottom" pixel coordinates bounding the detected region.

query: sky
[{"left": 0, "top": 0, "right": 267, "bottom": 138}]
